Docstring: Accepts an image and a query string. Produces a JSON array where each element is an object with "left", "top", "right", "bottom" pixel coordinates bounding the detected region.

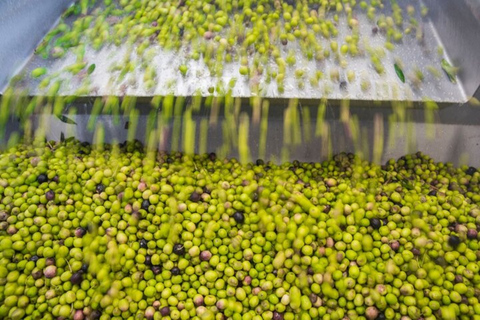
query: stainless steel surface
[
  {"left": 424, "top": 0, "right": 480, "bottom": 99},
  {"left": 0, "top": 0, "right": 73, "bottom": 93},
  {"left": 2, "top": 0, "right": 478, "bottom": 103}
]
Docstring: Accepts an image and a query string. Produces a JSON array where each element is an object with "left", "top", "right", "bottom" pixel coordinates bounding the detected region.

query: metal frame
[{"left": 0, "top": 0, "right": 73, "bottom": 91}]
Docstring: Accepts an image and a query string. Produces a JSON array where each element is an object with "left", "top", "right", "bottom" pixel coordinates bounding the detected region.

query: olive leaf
[
  {"left": 87, "top": 64, "right": 96, "bottom": 75},
  {"left": 441, "top": 59, "right": 459, "bottom": 83},
  {"left": 57, "top": 115, "right": 77, "bottom": 125},
  {"left": 394, "top": 63, "right": 405, "bottom": 83}
]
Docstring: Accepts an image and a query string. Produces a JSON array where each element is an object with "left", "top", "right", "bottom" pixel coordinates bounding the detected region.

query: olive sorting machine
[{"left": 0, "top": 0, "right": 480, "bottom": 165}]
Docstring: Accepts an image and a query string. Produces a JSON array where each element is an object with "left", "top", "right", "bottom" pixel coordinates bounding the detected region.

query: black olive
[
  {"left": 173, "top": 243, "right": 185, "bottom": 256},
  {"left": 75, "top": 227, "right": 87, "bottom": 238},
  {"left": 152, "top": 266, "right": 162, "bottom": 275},
  {"left": 273, "top": 311, "right": 284, "bottom": 320},
  {"left": 30, "top": 255, "right": 39, "bottom": 262},
  {"left": 145, "top": 255, "right": 152, "bottom": 266},
  {"left": 467, "top": 229, "right": 478, "bottom": 239},
  {"left": 37, "top": 174, "right": 48, "bottom": 184},
  {"left": 466, "top": 167, "right": 477, "bottom": 176},
  {"left": 160, "top": 307, "right": 170, "bottom": 316},
  {"left": 45, "top": 190, "right": 55, "bottom": 201},
  {"left": 91, "top": 310, "right": 101, "bottom": 320},
  {"left": 141, "top": 199, "right": 150, "bottom": 210},
  {"left": 428, "top": 190, "right": 437, "bottom": 196},
  {"left": 189, "top": 192, "right": 201, "bottom": 202},
  {"left": 256, "top": 159, "right": 264, "bottom": 166},
  {"left": 448, "top": 222, "right": 457, "bottom": 232},
  {"left": 96, "top": 184, "right": 105, "bottom": 193},
  {"left": 370, "top": 218, "right": 381, "bottom": 230},
  {"left": 376, "top": 312, "right": 386, "bottom": 320},
  {"left": 233, "top": 212, "right": 245, "bottom": 224},
  {"left": 46, "top": 257, "right": 55, "bottom": 266},
  {"left": 285, "top": 0, "right": 296, "bottom": 8},
  {"left": 139, "top": 239, "right": 148, "bottom": 248},
  {"left": 81, "top": 264, "right": 89, "bottom": 273},
  {"left": 209, "top": 153, "right": 216, "bottom": 161},
  {"left": 171, "top": 267, "right": 180, "bottom": 275},
  {"left": 70, "top": 272, "right": 83, "bottom": 285},
  {"left": 323, "top": 205, "right": 331, "bottom": 213},
  {"left": 448, "top": 235, "right": 461, "bottom": 248}
]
